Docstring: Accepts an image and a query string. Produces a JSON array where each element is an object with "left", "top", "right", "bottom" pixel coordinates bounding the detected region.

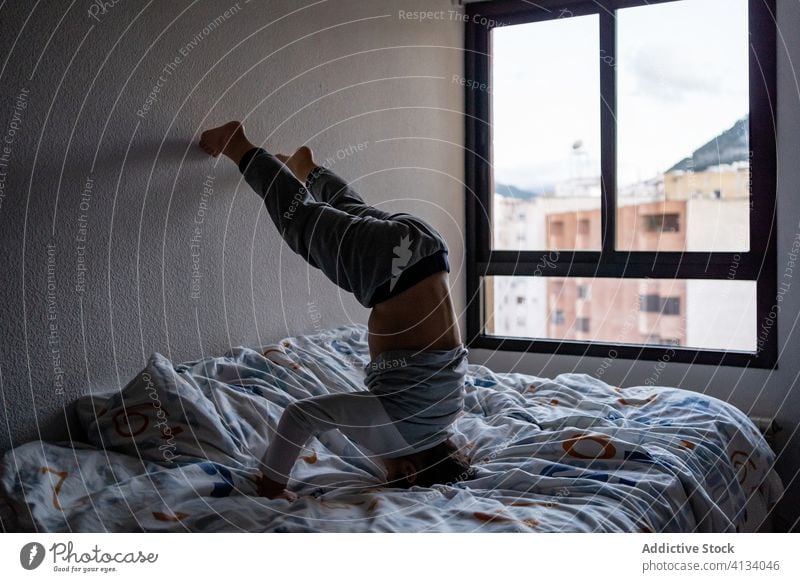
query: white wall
[
  {"left": 0, "top": 0, "right": 464, "bottom": 450},
  {"left": 470, "top": 1, "right": 800, "bottom": 530}
]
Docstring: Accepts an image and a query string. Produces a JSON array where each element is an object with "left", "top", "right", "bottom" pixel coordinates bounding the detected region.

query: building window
[
  {"left": 662, "top": 297, "right": 681, "bottom": 316},
  {"left": 465, "top": 0, "right": 777, "bottom": 368},
  {"left": 575, "top": 317, "right": 591, "bottom": 333},
  {"left": 639, "top": 294, "right": 661, "bottom": 313},
  {"left": 639, "top": 294, "right": 681, "bottom": 315},
  {"left": 577, "top": 284, "right": 590, "bottom": 300},
  {"left": 643, "top": 213, "right": 680, "bottom": 233},
  {"left": 516, "top": 296, "right": 525, "bottom": 304}
]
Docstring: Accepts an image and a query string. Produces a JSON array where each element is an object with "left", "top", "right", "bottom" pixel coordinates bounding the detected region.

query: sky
[{"left": 491, "top": 0, "right": 750, "bottom": 191}]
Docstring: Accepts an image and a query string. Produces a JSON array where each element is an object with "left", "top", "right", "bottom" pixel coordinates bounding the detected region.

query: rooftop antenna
[{"left": 570, "top": 139, "right": 588, "bottom": 181}]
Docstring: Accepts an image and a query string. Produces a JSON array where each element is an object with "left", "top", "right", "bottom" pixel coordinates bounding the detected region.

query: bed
[{"left": 0, "top": 324, "right": 783, "bottom": 532}]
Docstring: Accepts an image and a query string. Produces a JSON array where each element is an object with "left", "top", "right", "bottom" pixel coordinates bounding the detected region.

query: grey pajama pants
[{"left": 238, "top": 147, "right": 450, "bottom": 308}]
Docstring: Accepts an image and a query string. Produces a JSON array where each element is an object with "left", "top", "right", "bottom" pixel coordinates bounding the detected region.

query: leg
[
  {"left": 244, "top": 152, "right": 419, "bottom": 306},
  {"left": 199, "top": 123, "right": 449, "bottom": 307},
  {"left": 271, "top": 147, "right": 454, "bottom": 305},
  {"left": 309, "top": 166, "right": 395, "bottom": 220},
  {"left": 199, "top": 122, "right": 407, "bottom": 305},
  {"left": 277, "top": 150, "right": 448, "bottom": 251},
  {"left": 282, "top": 154, "right": 454, "bottom": 305},
  {"left": 277, "top": 146, "right": 395, "bottom": 221}
]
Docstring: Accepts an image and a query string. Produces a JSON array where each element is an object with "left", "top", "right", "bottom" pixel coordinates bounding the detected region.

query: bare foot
[
  {"left": 199, "top": 121, "right": 255, "bottom": 165},
  {"left": 275, "top": 146, "right": 317, "bottom": 183}
]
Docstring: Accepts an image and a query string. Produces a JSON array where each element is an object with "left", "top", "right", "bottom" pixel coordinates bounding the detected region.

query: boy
[{"left": 199, "top": 122, "right": 472, "bottom": 501}]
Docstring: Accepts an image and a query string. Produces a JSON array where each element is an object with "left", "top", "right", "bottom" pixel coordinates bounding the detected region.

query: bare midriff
[{"left": 367, "top": 271, "right": 461, "bottom": 360}]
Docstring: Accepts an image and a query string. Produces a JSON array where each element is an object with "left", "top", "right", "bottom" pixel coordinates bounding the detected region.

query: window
[
  {"left": 516, "top": 296, "right": 525, "bottom": 305},
  {"left": 662, "top": 297, "right": 681, "bottom": 316},
  {"left": 485, "top": 276, "right": 755, "bottom": 351},
  {"left": 465, "top": 0, "right": 777, "bottom": 368},
  {"left": 640, "top": 294, "right": 681, "bottom": 315},
  {"left": 643, "top": 213, "right": 680, "bottom": 233},
  {"left": 639, "top": 294, "right": 661, "bottom": 313}
]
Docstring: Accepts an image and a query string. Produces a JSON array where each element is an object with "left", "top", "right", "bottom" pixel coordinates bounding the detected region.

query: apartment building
[{"left": 488, "top": 118, "right": 755, "bottom": 351}]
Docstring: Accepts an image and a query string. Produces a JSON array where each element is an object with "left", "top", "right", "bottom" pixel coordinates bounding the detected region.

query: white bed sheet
[{"left": 0, "top": 324, "right": 783, "bottom": 532}]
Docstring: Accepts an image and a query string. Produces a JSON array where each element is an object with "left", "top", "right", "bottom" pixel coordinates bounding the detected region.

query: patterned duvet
[{"left": 0, "top": 324, "right": 783, "bottom": 532}]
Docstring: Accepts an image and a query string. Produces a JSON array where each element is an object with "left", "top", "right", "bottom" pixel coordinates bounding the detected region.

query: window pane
[
  {"left": 616, "top": 0, "right": 750, "bottom": 252},
  {"left": 491, "top": 14, "right": 601, "bottom": 251},
  {"left": 484, "top": 276, "right": 756, "bottom": 351}
]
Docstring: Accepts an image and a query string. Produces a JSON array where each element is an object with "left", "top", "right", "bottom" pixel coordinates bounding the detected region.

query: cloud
[{"left": 626, "top": 41, "right": 723, "bottom": 102}]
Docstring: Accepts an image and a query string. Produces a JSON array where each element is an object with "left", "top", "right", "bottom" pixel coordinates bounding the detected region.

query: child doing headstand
[{"left": 199, "top": 122, "right": 473, "bottom": 501}]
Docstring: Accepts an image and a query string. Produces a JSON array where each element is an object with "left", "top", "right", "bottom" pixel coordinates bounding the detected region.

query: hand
[{"left": 257, "top": 474, "right": 298, "bottom": 502}]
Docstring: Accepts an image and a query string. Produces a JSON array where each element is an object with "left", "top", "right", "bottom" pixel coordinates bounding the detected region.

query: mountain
[
  {"left": 667, "top": 115, "right": 749, "bottom": 173},
  {"left": 494, "top": 182, "right": 547, "bottom": 200}
]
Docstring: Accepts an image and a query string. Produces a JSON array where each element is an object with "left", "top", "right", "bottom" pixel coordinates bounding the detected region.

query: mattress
[{"left": 0, "top": 324, "right": 783, "bottom": 532}]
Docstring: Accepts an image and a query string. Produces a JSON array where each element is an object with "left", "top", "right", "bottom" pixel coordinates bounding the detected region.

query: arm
[{"left": 259, "top": 392, "right": 410, "bottom": 495}]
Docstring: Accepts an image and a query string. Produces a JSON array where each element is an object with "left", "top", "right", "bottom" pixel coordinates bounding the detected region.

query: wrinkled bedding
[{"left": 0, "top": 324, "right": 783, "bottom": 532}]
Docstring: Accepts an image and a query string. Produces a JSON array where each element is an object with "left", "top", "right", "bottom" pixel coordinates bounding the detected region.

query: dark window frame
[{"left": 464, "top": 0, "right": 778, "bottom": 368}]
